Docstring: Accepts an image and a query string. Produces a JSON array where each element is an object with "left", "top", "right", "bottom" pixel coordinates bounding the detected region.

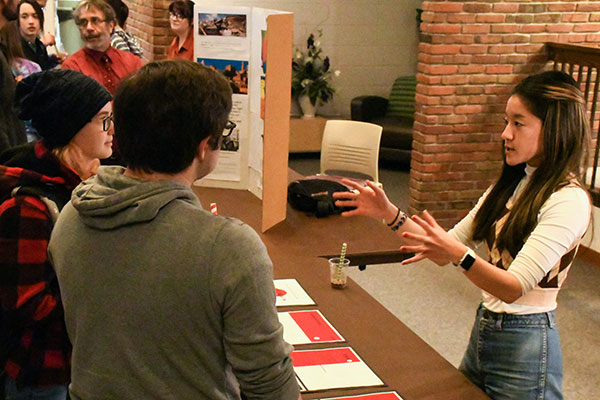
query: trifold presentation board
[{"left": 192, "top": 6, "right": 293, "bottom": 232}]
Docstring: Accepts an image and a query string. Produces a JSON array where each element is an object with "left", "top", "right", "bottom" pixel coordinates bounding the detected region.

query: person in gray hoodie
[{"left": 48, "top": 60, "right": 300, "bottom": 400}]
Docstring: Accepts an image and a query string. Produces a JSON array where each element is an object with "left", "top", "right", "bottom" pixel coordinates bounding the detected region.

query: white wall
[{"left": 203, "top": 0, "right": 422, "bottom": 118}]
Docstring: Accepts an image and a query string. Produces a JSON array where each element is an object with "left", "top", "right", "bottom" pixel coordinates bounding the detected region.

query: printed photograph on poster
[
  {"left": 221, "top": 121, "right": 239, "bottom": 152},
  {"left": 198, "top": 13, "right": 247, "bottom": 37},
  {"left": 200, "top": 95, "right": 247, "bottom": 183},
  {"left": 198, "top": 58, "right": 248, "bottom": 95},
  {"left": 260, "top": 29, "right": 266, "bottom": 120},
  {"left": 223, "top": 97, "right": 244, "bottom": 153}
]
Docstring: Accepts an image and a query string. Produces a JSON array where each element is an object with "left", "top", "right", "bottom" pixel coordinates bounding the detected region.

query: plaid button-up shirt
[{"left": 1, "top": 142, "right": 79, "bottom": 388}]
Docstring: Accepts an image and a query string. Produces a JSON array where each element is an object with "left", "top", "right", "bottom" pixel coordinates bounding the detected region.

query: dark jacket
[{"left": 20, "top": 37, "right": 58, "bottom": 71}]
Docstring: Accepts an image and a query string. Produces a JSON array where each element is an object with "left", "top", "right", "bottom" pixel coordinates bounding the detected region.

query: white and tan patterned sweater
[{"left": 450, "top": 165, "right": 591, "bottom": 314}]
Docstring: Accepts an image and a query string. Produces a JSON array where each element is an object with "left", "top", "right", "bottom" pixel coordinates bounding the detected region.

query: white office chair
[{"left": 320, "top": 120, "right": 383, "bottom": 183}]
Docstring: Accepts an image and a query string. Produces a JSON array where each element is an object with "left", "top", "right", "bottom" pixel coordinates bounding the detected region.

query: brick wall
[
  {"left": 124, "top": 0, "right": 171, "bottom": 62},
  {"left": 413, "top": 0, "right": 600, "bottom": 228}
]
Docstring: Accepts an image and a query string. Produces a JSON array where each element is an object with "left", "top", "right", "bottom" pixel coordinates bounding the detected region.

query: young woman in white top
[{"left": 333, "top": 70, "right": 591, "bottom": 400}]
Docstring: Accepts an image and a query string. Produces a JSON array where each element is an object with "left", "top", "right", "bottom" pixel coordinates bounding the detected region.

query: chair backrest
[
  {"left": 387, "top": 75, "right": 417, "bottom": 119},
  {"left": 320, "top": 120, "right": 383, "bottom": 182}
]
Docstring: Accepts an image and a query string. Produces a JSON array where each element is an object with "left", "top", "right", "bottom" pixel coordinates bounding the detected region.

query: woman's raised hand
[
  {"left": 332, "top": 180, "right": 459, "bottom": 261},
  {"left": 399, "top": 210, "right": 466, "bottom": 266},
  {"left": 333, "top": 178, "right": 398, "bottom": 222}
]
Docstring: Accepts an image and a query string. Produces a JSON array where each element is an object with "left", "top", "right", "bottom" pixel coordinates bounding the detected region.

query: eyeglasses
[
  {"left": 223, "top": 120, "right": 236, "bottom": 137},
  {"left": 169, "top": 12, "right": 185, "bottom": 20},
  {"left": 74, "top": 17, "right": 107, "bottom": 28},
  {"left": 102, "top": 114, "right": 113, "bottom": 132}
]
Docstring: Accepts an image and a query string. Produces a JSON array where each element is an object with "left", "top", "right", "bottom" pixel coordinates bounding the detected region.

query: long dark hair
[
  {"left": 472, "top": 71, "right": 591, "bottom": 255},
  {"left": 0, "top": 21, "right": 24, "bottom": 64}
]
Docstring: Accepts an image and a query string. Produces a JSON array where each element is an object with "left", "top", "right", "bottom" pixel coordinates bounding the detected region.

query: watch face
[{"left": 461, "top": 253, "right": 476, "bottom": 271}]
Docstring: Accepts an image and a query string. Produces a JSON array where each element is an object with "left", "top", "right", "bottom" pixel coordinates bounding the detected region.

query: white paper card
[
  {"left": 274, "top": 279, "right": 315, "bottom": 307},
  {"left": 278, "top": 310, "right": 344, "bottom": 345},
  {"left": 292, "top": 347, "right": 384, "bottom": 392},
  {"left": 297, "top": 376, "right": 307, "bottom": 392},
  {"left": 317, "top": 392, "right": 404, "bottom": 400}
]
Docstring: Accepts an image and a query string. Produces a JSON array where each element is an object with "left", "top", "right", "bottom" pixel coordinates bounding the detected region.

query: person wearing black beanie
[
  {"left": 16, "top": 69, "right": 112, "bottom": 150},
  {"left": 0, "top": 68, "right": 113, "bottom": 399}
]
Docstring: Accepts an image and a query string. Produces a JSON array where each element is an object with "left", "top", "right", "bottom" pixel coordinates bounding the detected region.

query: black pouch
[{"left": 287, "top": 177, "right": 354, "bottom": 218}]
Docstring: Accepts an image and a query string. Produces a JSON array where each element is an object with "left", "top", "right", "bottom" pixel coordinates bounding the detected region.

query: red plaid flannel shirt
[{"left": 0, "top": 142, "right": 79, "bottom": 388}]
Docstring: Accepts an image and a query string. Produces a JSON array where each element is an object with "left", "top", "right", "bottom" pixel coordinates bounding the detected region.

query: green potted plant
[{"left": 292, "top": 30, "right": 338, "bottom": 118}]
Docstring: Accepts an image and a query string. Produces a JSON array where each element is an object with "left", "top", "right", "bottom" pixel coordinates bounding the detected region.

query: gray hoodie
[{"left": 48, "top": 166, "right": 299, "bottom": 400}]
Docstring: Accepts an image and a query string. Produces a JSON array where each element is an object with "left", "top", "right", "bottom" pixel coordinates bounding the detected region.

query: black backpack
[{"left": 287, "top": 177, "right": 354, "bottom": 218}]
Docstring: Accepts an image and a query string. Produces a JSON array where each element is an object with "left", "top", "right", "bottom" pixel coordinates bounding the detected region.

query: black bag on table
[{"left": 287, "top": 177, "right": 354, "bottom": 218}]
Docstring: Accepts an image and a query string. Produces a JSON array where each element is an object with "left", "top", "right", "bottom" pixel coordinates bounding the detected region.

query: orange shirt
[
  {"left": 62, "top": 47, "right": 142, "bottom": 95},
  {"left": 167, "top": 29, "right": 194, "bottom": 61}
]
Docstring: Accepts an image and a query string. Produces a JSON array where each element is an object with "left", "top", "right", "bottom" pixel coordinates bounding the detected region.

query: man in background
[
  {"left": 62, "top": 0, "right": 141, "bottom": 94},
  {"left": 49, "top": 60, "right": 300, "bottom": 400}
]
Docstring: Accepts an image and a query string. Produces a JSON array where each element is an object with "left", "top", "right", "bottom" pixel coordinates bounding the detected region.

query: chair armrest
[{"left": 351, "top": 96, "right": 389, "bottom": 122}]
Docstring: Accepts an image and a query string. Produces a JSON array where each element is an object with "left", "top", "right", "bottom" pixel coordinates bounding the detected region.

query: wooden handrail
[
  {"left": 546, "top": 42, "right": 600, "bottom": 67},
  {"left": 546, "top": 42, "right": 600, "bottom": 206}
]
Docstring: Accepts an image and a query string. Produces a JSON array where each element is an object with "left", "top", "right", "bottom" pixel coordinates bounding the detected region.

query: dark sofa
[{"left": 350, "top": 76, "right": 416, "bottom": 168}]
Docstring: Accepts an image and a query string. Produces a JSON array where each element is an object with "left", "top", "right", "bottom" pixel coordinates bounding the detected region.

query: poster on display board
[{"left": 192, "top": 6, "right": 293, "bottom": 232}]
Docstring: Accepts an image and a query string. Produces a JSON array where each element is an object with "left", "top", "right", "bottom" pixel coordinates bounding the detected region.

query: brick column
[
  {"left": 124, "top": 0, "right": 172, "bottom": 62},
  {"left": 412, "top": 0, "right": 600, "bottom": 228}
]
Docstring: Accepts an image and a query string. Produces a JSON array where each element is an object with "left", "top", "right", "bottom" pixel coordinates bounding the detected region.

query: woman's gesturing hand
[
  {"left": 399, "top": 210, "right": 467, "bottom": 266},
  {"left": 332, "top": 179, "right": 398, "bottom": 223}
]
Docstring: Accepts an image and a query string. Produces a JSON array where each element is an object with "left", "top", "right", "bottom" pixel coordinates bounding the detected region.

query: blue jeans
[
  {"left": 3, "top": 376, "right": 68, "bottom": 400},
  {"left": 459, "top": 305, "right": 563, "bottom": 400}
]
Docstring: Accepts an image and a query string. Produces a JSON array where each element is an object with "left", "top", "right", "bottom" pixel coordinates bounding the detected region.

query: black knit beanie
[{"left": 15, "top": 69, "right": 112, "bottom": 149}]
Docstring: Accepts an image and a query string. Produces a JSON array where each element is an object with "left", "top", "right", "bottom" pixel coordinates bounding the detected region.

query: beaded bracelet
[
  {"left": 386, "top": 208, "right": 401, "bottom": 227},
  {"left": 391, "top": 211, "right": 407, "bottom": 231}
]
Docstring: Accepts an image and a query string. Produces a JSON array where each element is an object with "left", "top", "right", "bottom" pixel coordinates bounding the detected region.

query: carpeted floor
[{"left": 289, "top": 154, "right": 600, "bottom": 400}]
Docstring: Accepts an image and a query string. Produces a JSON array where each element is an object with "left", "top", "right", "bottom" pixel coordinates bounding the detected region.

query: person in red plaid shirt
[{"left": 0, "top": 69, "right": 113, "bottom": 399}]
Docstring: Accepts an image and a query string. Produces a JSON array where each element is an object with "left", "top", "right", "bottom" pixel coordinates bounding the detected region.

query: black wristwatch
[{"left": 454, "top": 248, "right": 476, "bottom": 271}]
